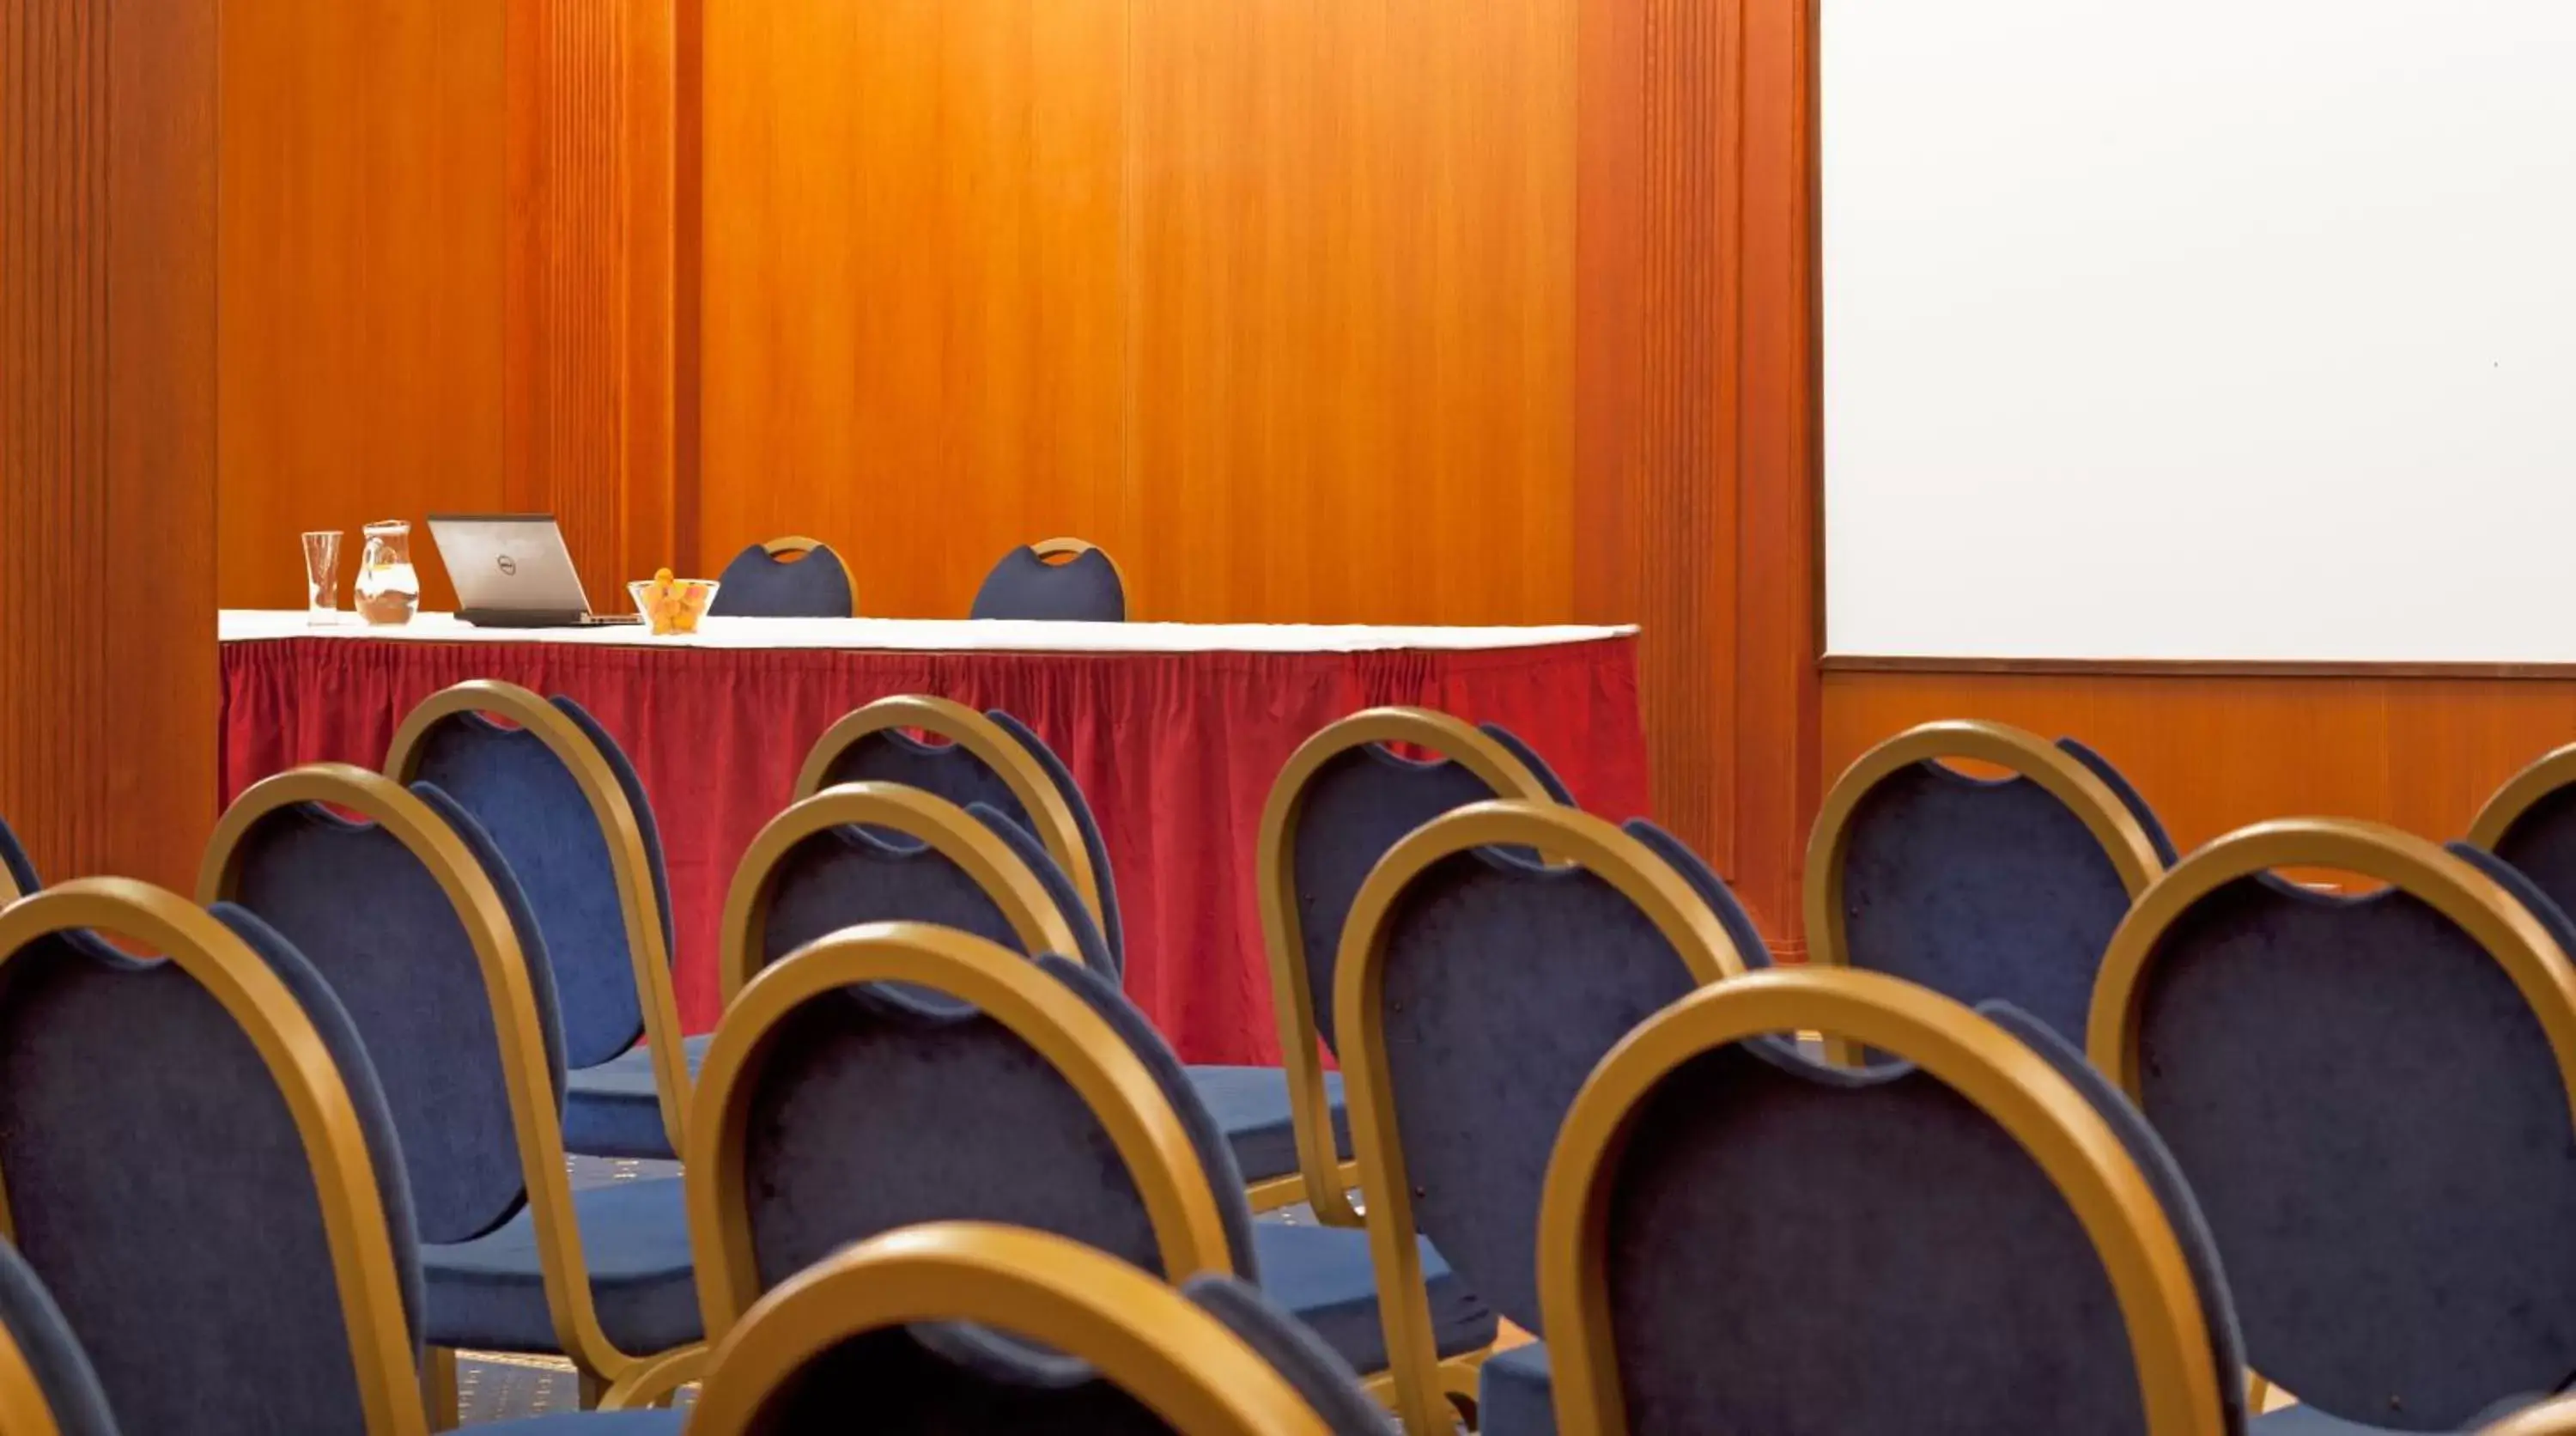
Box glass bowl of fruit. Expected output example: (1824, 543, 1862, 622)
(629, 569, 720, 636)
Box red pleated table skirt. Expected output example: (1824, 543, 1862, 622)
(218, 619, 1649, 1064)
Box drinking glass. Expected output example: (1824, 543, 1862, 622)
(301, 530, 343, 624)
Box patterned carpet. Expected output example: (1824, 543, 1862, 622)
(456, 1156, 686, 1425)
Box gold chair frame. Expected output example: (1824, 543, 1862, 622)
(384, 680, 693, 1159)
(2087, 817, 2576, 1423)
(0, 1317, 63, 1436)
(1257, 707, 1565, 1226)
(198, 765, 699, 1408)
(2467, 742, 2576, 852)
(1806, 719, 2168, 1064)
(1540, 966, 2232, 1436)
(685, 922, 1236, 1342)
(791, 694, 1103, 925)
(0, 879, 435, 1436)
(687, 1221, 1332, 1436)
(1334, 799, 1748, 1434)
(1029, 535, 1124, 587)
(717, 782, 1086, 1007)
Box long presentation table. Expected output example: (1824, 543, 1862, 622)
(219, 611, 1649, 1064)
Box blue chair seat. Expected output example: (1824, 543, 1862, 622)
(1479, 1342, 1552, 1436)
(564, 1035, 714, 1161)
(1249, 1220, 1495, 1377)
(2251, 1399, 2549, 1434)
(423, 1177, 701, 1356)
(482, 1414, 689, 1433)
(1184, 1065, 1349, 1183)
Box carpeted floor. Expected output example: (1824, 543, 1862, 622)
(455, 1156, 687, 1425)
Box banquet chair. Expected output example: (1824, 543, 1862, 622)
(0, 878, 677, 1435)
(1334, 799, 1747, 1434)
(793, 694, 1111, 951)
(682, 921, 1494, 1412)
(0, 1238, 121, 1436)
(1524, 965, 2244, 1436)
(2089, 818, 2576, 1433)
(1263, 708, 1574, 1226)
(0, 812, 37, 900)
(2467, 740, 2576, 930)
(719, 780, 1101, 1004)
(687, 1222, 1391, 1435)
(708, 536, 857, 618)
(970, 538, 1127, 623)
(386, 681, 694, 1162)
(1806, 720, 2169, 1047)
(201, 765, 701, 1415)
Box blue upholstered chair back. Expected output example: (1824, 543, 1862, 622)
(761, 805, 1116, 988)
(1824, 733, 2164, 1041)
(1289, 724, 1569, 1053)
(0, 1240, 121, 1436)
(716, 1267, 1388, 1434)
(2113, 841, 2576, 1430)
(729, 955, 1255, 1298)
(222, 785, 565, 1244)
(1361, 825, 1712, 1333)
(969, 545, 1127, 623)
(1575, 1001, 2244, 1433)
(0, 905, 422, 1436)
(817, 709, 1126, 968)
(0, 813, 37, 898)
(407, 696, 674, 1069)
(710, 541, 856, 618)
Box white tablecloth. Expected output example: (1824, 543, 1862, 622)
(218, 611, 1637, 655)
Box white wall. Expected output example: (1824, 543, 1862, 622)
(1822, 0, 2576, 661)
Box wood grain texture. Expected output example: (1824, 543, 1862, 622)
(217, 0, 509, 612)
(699, 0, 1126, 614)
(1574, 0, 1819, 945)
(698, 0, 1577, 623)
(1823, 672, 2576, 865)
(507, 0, 679, 600)
(2, 0, 220, 886)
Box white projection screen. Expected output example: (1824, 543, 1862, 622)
(1822, 2, 2576, 663)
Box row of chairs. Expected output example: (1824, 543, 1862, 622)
(13, 690, 2576, 1432)
(710, 535, 1127, 624)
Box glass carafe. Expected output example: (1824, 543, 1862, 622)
(355, 520, 420, 626)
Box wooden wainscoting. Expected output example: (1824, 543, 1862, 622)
(1822, 668, 2576, 860)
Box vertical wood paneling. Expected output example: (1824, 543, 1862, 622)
(1121, 0, 1577, 624)
(1574, 0, 1817, 943)
(2, 0, 218, 886)
(700, 0, 1575, 624)
(507, 0, 678, 601)
(700, 0, 1127, 615)
(217, 0, 508, 612)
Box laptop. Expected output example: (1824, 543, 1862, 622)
(427, 514, 642, 628)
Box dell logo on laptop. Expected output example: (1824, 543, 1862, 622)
(495, 555, 518, 576)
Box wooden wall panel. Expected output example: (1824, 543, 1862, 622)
(1575, 0, 1819, 946)
(217, 0, 509, 613)
(699, 0, 1127, 617)
(1122, 0, 1577, 624)
(700, 0, 1576, 624)
(2, 0, 220, 887)
(507, 0, 679, 602)
(1822, 672, 2576, 861)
